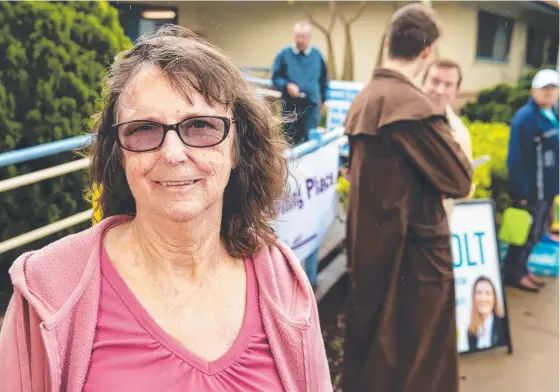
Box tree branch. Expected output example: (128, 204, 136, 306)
(299, 3, 329, 35)
(348, 2, 368, 24)
(327, 1, 338, 32)
(336, 6, 348, 24)
(337, 1, 367, 26)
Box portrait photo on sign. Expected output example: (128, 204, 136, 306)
(450, 201, 511, 354)
(465, 276, 508, 352)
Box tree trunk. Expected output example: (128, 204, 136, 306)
(375, 1, 402, 68)
(341, 24, 354, 80)
(338, 2, 367, 80)
(374, 31, 386, 68)
(325, 35, 337, 80)
(298, 1, 339, 80)
(422, 0, 439, 58)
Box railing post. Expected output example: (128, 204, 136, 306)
(303, 128, 323, 288)
(304, 248, 320, 288)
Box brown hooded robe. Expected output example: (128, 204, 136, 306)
(342, 69, 473, 392)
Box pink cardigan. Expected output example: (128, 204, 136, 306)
(0, 216, 332, 392)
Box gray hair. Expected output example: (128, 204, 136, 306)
(89, 24, 289, 258)
(293, 20, 313, 33)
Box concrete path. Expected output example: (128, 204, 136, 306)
(459, 278, 559, 392)
(317, 214, 559, 392)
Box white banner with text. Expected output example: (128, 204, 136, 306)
(273, 141, 340, 261)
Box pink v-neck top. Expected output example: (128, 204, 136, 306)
(83, 246, 284, 391)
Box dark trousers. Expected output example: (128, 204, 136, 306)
(282, 99, 320, 146)
(504, 199, 553, 281)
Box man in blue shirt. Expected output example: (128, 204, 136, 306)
(272, 21, 329, 145)
(504, 69, 559, 292)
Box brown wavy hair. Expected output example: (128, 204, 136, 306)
(88, 25, 289, 258)
(468, 276, 504, 336)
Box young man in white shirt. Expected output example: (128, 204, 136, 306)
(422, 58, 475, 221)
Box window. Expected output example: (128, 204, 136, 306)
(546, 35, 559, 67)
(475, 11, 515, 62)
(111, 3, 178, 43)
(525, 27, 547, 68)
(525, 27, 559, 68)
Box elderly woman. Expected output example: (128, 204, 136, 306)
(0, 25, 331, 392)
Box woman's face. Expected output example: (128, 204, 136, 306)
(117, 65, 236, 223)
(474, 280, 495, 317)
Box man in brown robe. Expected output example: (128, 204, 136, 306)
(342, 4, 473, 392)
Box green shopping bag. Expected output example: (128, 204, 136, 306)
(498, 207, 533, 246)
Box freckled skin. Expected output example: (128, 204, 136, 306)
(118, 64, 236, 224)
(103, 65, 247, 362)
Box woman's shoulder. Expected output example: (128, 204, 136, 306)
(252, 239, 305, 282)
(252, 239, 315, 324)
(12, 223, 98, 272)
(8, 216, 127, 312)
(16, 215, 129, 267)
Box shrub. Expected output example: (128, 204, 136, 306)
(461, 65, 555, 124)
(464, 119, 511, 223)
(336, 120, 512, 223)
(0, 2, 130, 264)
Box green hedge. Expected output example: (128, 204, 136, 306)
(461, 65, 557, 222)
(461, 65, 554, 124)
(465, 119, 511, 223)
(0, 2, 130, 264)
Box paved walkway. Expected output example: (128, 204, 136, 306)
(1, 212, 557, 391)
(317, 214, 559, 391)
(459, 277, 559, 392)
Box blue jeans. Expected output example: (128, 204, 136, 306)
(504, 200, 552, 281)
(282, 100, 320, 145)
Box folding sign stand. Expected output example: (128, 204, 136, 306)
(450, 199, 513, 355)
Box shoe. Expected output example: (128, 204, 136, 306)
(528, 273, 546, 288)
(506, 275, 541, 292)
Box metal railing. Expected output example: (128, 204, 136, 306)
(0, 69, 349, 256)
(0, 129, 345, 256)
(0, 134, 97, 255)
(240, 66, 272, 74)
(0, 134, 93, 168)
(289, 128, 345, 161)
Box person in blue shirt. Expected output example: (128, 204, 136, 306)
(504, 69, 559, 292)
(272, 21, 329, 145)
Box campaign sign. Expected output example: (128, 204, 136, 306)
(450, 200, 513, 354)
(273, 141, 340, 261)
(326, 100, 352, 132)
(325, 80, 366, 131)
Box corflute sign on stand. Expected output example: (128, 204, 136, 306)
(90, 135, 341, 265)
(325, 80, 365, 131)
(450, 200, 513, 354)
(273, 141, 340, 261)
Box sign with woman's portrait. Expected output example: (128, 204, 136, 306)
(450, 200, 513, 354)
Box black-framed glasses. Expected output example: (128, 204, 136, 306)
(111, 115, 236, 152)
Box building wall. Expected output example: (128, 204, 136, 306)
(435, 2, 529, 91)
(165, 1, 551, 93)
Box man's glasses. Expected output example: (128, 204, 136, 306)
(111, 115, 236, 152)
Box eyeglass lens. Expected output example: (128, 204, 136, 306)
(117, 116, 227, 151)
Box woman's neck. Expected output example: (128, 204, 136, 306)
(480, 312, 493, 323)
(124, 210, 232, 282)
